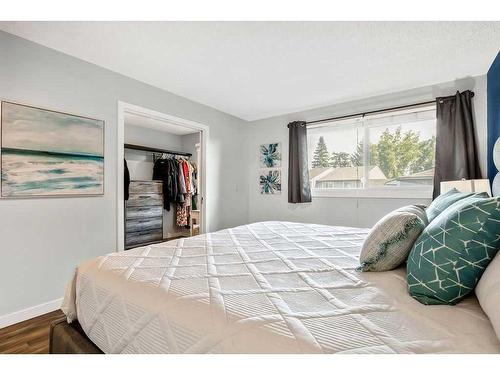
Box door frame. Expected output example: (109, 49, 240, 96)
(117, 101, 209, 252)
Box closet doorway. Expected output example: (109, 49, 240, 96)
(117, 102, 208, 251)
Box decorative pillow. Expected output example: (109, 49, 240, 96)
(407, 196, 500, 305)
(425, 188, 479, 222)
(476, 252, 500, 341)
(358, 205, 428, 272)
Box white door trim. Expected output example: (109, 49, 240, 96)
(117, 101, 209, 252)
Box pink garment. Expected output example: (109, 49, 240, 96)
(176, 159, 193, 227)
(182, 160, 190, 194)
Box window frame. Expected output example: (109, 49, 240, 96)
(308, 103, 436, 199)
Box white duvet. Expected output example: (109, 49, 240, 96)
(64, 221, 500, 353)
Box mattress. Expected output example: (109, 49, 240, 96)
(64, 221, 500, 353)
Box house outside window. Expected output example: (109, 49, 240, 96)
(307, 104, 436, 198)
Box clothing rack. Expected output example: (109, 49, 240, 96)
(124, 143, 192, 157)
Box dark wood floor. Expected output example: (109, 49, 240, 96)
(0, 310, 65, 354)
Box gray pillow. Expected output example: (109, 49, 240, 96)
(358, 205, 428, 272)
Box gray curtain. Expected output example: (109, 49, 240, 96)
(288, 121, 312, 203)
(433, 90, 481, 198)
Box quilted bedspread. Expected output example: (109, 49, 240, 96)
(66, 221, 500, 353)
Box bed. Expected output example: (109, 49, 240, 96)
(60, 221, 500, 354)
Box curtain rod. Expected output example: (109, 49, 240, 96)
(124, 143, 192, 157)
(305, 92, 474, 126)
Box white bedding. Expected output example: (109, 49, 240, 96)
(65, 221, 500, 353)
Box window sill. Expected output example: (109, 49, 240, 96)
(311, 187, 433, 199)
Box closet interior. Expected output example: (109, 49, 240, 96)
(124, 112, 202, 249)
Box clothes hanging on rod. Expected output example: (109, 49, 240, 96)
(123, 144, 191, 210)
(152, 155, 198, 227)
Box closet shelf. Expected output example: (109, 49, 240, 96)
(124, 143, 192, 157)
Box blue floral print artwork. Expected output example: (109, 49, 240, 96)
(259, 169, 281, 194)
(259, 143, 281, 168)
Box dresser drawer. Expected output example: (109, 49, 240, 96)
(125, 228, 163, 248)
(129, 181, 162, 194)
(126, 216, 163, 233)
(126, 193, 163, 207)
(126, 205, 163, 219)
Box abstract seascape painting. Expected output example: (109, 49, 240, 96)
(1, 102, 104, 197)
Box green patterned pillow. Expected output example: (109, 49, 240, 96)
(407, 196, 500, 305)
(426, 188, 479, 222)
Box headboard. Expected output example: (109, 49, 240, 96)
(487, 52, 500, 196)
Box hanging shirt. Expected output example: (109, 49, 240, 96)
(189, 162, 196, 194)
(178, 161, 187, 195)
(191, 162, 198, 210)
(176, 202, 189, 227)
(124, 159, 130, 201)
(153, 158, 179, 211)
(182, 160, 190, 194)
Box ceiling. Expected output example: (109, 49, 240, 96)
(125, 112, 198, 135)
(1, 22, 499, 121)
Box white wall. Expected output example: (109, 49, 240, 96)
(246, 75, 488, 227)
(0, 31, 249, 318)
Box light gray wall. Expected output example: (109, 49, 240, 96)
(246, 75, 488, 227)
(181, 132, 201, 159)
(125, 125, 184, 183)
(125, 124, 185, 154)
(0, 31, 249, 316)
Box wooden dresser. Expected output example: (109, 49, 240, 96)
(125, 180, 164, 249)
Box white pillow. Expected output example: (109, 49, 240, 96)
(476, 252, 500, 341)
(358, 205, 428, 272)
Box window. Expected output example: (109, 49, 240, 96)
(307, 104, 436, 198)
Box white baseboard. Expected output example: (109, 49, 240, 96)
(0, 298, 63, 329)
